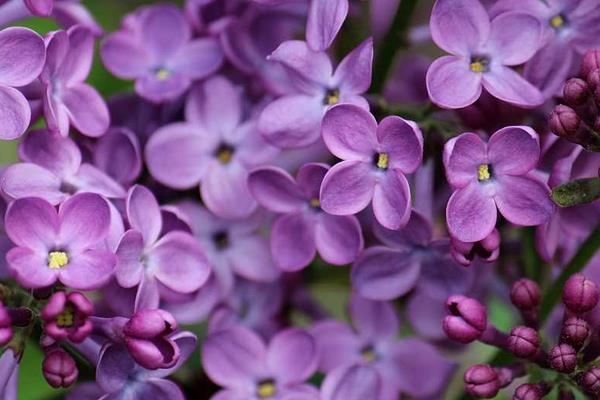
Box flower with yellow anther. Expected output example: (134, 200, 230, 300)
(550, 14, 565, 29)
(48, 251, 69, 269)
(477, 164, 491, 182)
(376, 153, 389, 170)
(256, 381, 276, 398)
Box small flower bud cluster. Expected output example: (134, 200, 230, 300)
(549, 49, 600, 152)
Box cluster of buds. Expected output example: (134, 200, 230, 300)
(444, 274, 600, 398)
(549, 49, 600, 152)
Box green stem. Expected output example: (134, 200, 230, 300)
(540, 223, 600, 323)
(370, 0, 420, 93)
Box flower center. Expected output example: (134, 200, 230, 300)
(47, 251, 69, 269)
(373, 152, 389, 170)
(469, 55, 490, 73)
(155, 68, 170, 81)
(56, 305, 74, 327)
(309, 198, 320, 209)
(361, 346, 377, 363)
(549, 14, 566, 30)
(324, 88, 340, 106)
(477, 164, 492, 181)
(256, 379, 276, 398)
(215, 143, 234, 164)
(213, 231, 229, 250)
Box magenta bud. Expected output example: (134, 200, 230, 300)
(41, 291, 93, 343)
(42, 348, 78, 388)
(562, 273, 599, 313)
(443, 295, 487, 343)
(549, 343, 577, 373)
(508, 326, 540, 359)
(582, 50, 600, 78)
(580, 367, 600, 396)
(588, 69, 600, 90)
(510, 279, 541, 311)
(451, 229, 500, 266)
(0, 302, 13, 346)
(560, 317, 589, 349)
(464, 364, 500, 399)
(513, 383, 545, 400)
(563, 78, 589, 106)
(549, 105, 580, 139)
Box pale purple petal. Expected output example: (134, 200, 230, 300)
(429, 0, 490, 56)
(248, 167, 305, 213)
(267, 328, 317, 384)
(321, 104, 377, 161)
(61, 84, 110, 137)
(495, 175, 554, 226)
(59, 192, 110, 250)
(426, 56, 482, 109)
(202, 162, 257, 219)
(59, 249, 115, 290)
(115, 229, 145, 288)
(72, 164, 126, 199)
(320, 161, 375, 216)
(482, 66, 544, 108)
(372, 210, 432, 249)
(5, 196, 59, 251)
(377, 116, 423, 173)
(135, 72, 190, 104)
(446, 183, 497, 242)
(443, 132, 487, 188)
(126, 185, 162, 246)
(135, 274, 160, 312)
(0, 85, 31, 140)
(311, 320, 361, 372)
(524, 40, 573, 99)
(268, 40, 332, 85)
(1, 163, 65, 205)
(19, 129, 81, 177)
(59, 25, 94, 85)
(351, 247, 421, 300)
(306, 0, 348, 51)
(93, 127, 141, 185)
(141, 4, 191, 60)
(372, 169, 411, 230)
(24, 0, 53, 16)
(227, 236, 279, 282)
(349, 293, 399, 341)
(315, 214, 362, 265)
(488, 126, 540, 175)
(332, 37, 373, 94)
(100, 32, 149, 79)
(0, 27, 45, 87)
(321, 364, 381, 400)
(487, 12, 542, 66)
(7, 247, 57, 288)
(96, 344, 135, 393)
(271, 213, 316, 272)
(171, 38, 223, 79)
(296, 163, 328, 200)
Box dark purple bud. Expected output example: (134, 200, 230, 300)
(588, 69, 600, 90)
(582, 50, 600, 79)
(580, 367, 600, 396)
(513, 383, 546, 400)
(560, 316, 589, 349)
(563, 78, 589, 106)
(508, 326, 540, 359)
(510, 279, 541, 311)
(42, 291, 93, 343)
(548, 343, 577, 373)
(451, 229, 500, 266)
(0, 302, 13, 346)
(549, 105, 580, 139)
(464, 364, 500, 398)
(42, 348, 78, 388)
(443, 295, 487, 343)
(123, 309, 179, 370)
(562, 273, 599, 313)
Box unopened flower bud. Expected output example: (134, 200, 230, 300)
(513, 383, 547, 400)
(562, 273, 599, 313)
(510, 279, 540, 311)
(42, 291, 93, 343)
(560, 317, 589, 349)
(582, 50, 600, 79)
(42, 348, 78, 388)
(443, 295, 487, 343)
(549, 105, 580, 139)
(563, 78, 589, 106)
(451, 229, 500, 266)
(464, 364, 500, 398)
(508, 326, 540, 359)
(580, 367, 600, 396)
(549, 343, 577, 373)
(0, 302, 13, 346)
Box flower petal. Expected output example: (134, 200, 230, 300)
(59, 25, 94, 85)
(227, 236, 280, 282)
(296, 163, 329, 200)
(5, 196, 59, 251)
(349, 293, 400, 341)
(59, 192, 111, 250)
(19, 129, 81, 177)
(71, 164, 126, 199)
(320, 161, 375, 216)
(140, 4, 191, 60)
(321, 364, 381, 400)
(495, 175, 554, 227)
(372, 210, 432, 249)
(269, 40, 332, 86)
(201, 162, 257, 219)
(311, 320, 361, 372)
(267, 328, 318, 384)
(443, 132, 487, 188)
(482, 65, 544, 108)
(487, 12, 542, 66)
(100, 32, 149, 79)
(7, 247, 57, 289)
(306, 0, 348, 51)
(1, 163, 65, 205)
(115, 229, 145, 288)
(0, 85, 31, 140)
(426, 56, 482, 109)
(59, 249, 116, 290)
(332, 37, 373, 94)
(315, 214, 362, 265)
(61, 83, 110, 137)
(488, 126, 540, 175)
(377, 116, 423, 173)
(372, 169, 412, 230)
(0, 27, 45, 87)
(171, 38, 223, 79)
(446, 183, 497, 242)
(271, 213, 316, 272)
(127, 185, 162, 246)
(321, 104, 377, 161)
(248, 167, 305, 213)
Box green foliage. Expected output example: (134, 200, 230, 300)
(551, 177, 600, 207)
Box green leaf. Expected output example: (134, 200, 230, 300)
(551, 177, 600, 207)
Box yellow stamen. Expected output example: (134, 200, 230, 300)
(550, 14, 564, 29)
(377, 153, 389, 170)
(470, 61, 485, 73)
(156, 68, 170, 81)
(57, 305, 74, 327)
(310, 198, 320, 208)
(477, 164, 491, 181)
(217, 149, 233, 164)
(325, 89, 340, 106)
(48, 251, 69, 269)
(361, 348, 377, 363)
(256, 381, 276, 398)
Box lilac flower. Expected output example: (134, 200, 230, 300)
(92, 127, 142, 187)
(312, 294, 455, 399)
(203, 326, 320, 399)
(492, 0, 600, 98)
(444, 126, 554, 242)
(101, 4, 223, 103)
(42, 348, 78, 388)
(248, 163, 363, 271)
(0, 27, 45, 140)
(319, 104, 423, 230)
(41, 25, 109, 137)
(306, 0, 348, 51)
(1, 129, 126, 204)
(146, 76, 278, 219)
(42, 291, 93, 343)
(320, 364, 381, 400)
(258, 38, 373, 148)
(426, 0, 544, 109)
(5, 192, 116, 289)
(114, 185, 211, 310)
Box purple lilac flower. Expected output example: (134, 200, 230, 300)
(203, 325, 320, 399)
(312, 294, 455, 399)
(5, 192, 116, 289)
(42, 291, 93, 343)
(426, 0, 544, 109)
(1, 129, 126, 204)
(248, 163, 363, 271)
(0, 27, 45, 140)
(319, 104, 423, 230)
(114, 185, 211, 310)
(258, 38, 373, 148)
(444, 126, 554, 242)
(101, 4, 223, 103)
(492, 0, 600, 98)
(146, 76, 278, 219)
(41, 25, 109, 137)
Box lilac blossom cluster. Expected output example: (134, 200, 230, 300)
(0, 0, 597, 399)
